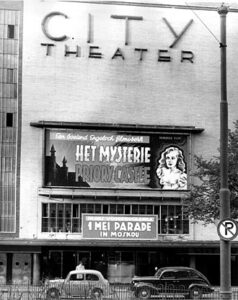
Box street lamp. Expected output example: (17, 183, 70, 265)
(187, 2, 232, 297)
(218, 4, 231, 300)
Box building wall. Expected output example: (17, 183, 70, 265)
(0, 253, 7, 284)
(0, 1, 22, 236)
(20, 0, 238, 242)
(12, 253, 31, 283)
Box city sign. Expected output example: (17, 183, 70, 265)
(40, 10, 195, 63)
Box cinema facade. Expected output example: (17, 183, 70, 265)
(1, 0, 238, 286)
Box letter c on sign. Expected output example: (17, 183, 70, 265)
(42, 12, 68, 41)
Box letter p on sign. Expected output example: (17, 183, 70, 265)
(217, 218, 238, 241)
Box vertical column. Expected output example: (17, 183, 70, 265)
(33, 253, 40, 285)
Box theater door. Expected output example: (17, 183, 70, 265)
(47, 250, 91, 278)
(107, 251, 135, 283)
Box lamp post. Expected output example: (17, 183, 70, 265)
(218, 5, 231, 300)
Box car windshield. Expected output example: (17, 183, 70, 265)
(190, 270, 209, 283)
(155, 269, 164, 277)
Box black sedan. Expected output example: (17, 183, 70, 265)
(131, 266, 214, 299)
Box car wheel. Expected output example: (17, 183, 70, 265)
(137, 287, 151, 299)
(91, 288, 103, 300)
(46, 287, 60, 300)
(189, 287, 202, 299)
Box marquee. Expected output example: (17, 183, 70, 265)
(44, 128, 189, 190)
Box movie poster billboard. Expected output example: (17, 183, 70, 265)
(44, 129, 188, 190)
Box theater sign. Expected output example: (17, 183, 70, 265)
(44, 129, 188, 190)
(82, 214, 158, 240)
(40, 7, 195, 63)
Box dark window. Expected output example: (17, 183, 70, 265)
(6, 113, 13, 127)
(14, 84, 17, 98)
(86, 274, 99, 281)
(117, 204, 123, 214)
(88, 204, 94, 213)
(147, 205, 153, 214)
(7, 69, 14, 83)
(41, 203, 189, 234)
(125, 205, 130, 214)
(176, 271, 189, 278)
(132, 205, 138, 214)
(139, 205, 146, 214)
(70, 274, 83, 281)
(103, 204, 108, 214)
(161, 271, 175, 279)
(95, 204, 101, 213)
(7, 25, 15, 39)
(109, 204, 116, 214)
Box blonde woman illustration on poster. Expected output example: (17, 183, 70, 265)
(156, 146, 187, 190)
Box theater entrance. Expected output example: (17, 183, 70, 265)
(107, 251, 135, 283)
(46, 250, 91, 279)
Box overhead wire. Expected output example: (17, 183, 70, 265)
(185, 2, 221, 45)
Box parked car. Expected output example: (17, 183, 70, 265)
(45, 269, 110, 300)
(130, 266, 214, 299)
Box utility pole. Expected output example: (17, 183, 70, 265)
(218, 5, 231, 300)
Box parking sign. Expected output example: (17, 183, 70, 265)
(217, 218, 238, 241)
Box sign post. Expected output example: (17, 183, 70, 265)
(217, 218, 238, 241)
(218, 5, 231, 300)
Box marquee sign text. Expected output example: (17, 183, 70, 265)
(82, 214, 158, 240)
(40, 11, 195, 63)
